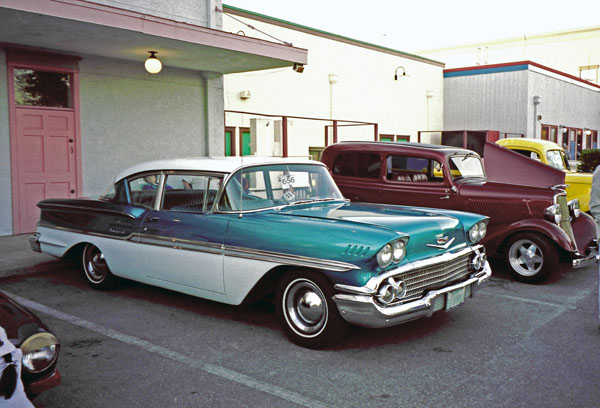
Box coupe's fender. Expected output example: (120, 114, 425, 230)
(483, 218, 576, 256)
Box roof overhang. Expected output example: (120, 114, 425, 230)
(0, 0, 307, 74)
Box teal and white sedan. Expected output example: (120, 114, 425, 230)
(31, 157, 491, 348)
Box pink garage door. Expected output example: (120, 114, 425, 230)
(14, 108, 77, 233)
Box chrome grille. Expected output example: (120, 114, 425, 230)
(556, 194, 576, 243)
(397, 253, 471, 299)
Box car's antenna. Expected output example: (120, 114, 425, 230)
(238, 154, 243, 218)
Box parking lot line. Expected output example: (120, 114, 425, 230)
(4, 291, 328, 408)
(478, 290, 579, 310)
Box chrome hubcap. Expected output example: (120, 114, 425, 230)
(509, 239, 543, 276)
(284, 279, 328, 337)
(84, 245, 108, 282)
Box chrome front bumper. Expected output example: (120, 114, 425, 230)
(332, 261, 491, 328)
(572, 240, 598, 268)
(29, 233, 41, 253)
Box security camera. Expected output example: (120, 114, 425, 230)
(293, 63, 305, 73)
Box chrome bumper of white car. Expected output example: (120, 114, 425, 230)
(332, 262, 491, 328)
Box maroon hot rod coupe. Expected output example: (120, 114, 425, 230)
(321, 141, 597, 283)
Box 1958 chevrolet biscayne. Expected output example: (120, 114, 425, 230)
(31, 157, 491, 348)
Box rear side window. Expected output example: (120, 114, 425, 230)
(161, 174, 222, 213)
(385, 155, 443, 182)
(331, 152, 381, 179)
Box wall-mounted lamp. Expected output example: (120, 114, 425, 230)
(144, 51, 162, 74)
(559, 125, 568, 134)
(584, 128, 592, 136)
(394, 66, 407, 80)
(533, 95, 542, 105)
(293, 63, 304, 73)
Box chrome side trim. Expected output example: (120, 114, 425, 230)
(224, 246, 360, 272)
(37, 226, 360, 273)
(37, 223, 136, 241)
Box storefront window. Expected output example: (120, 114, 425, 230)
(13, 68, 72, 108)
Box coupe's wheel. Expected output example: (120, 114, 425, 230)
(276, 270, 348, 349)
(504, 232, 558, 283)
(82, 243, 117, 290)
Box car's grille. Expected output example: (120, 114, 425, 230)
(556, 194, 576, 243)
(396, 253, 471, 300)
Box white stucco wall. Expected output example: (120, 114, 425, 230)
(223, 11, 444, 157)
(0, 50, 12, 235)
(78, 56, 212, 195)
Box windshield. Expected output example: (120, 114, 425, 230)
(448, 155, 485, 179)
(546, 150, 568, 171)
(219, 163, 344, 211)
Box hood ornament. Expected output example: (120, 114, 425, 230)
(427, 235, 455, 249)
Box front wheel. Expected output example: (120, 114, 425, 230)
(82, 243, 117, 290)
(504, 232, 559, 283)
(276, 270, 348, 349)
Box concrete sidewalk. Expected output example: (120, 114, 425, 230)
(0, 234, 62, 279)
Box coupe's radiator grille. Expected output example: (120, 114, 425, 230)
(556, 194, 576, 243)
(398, 253, 471, 299)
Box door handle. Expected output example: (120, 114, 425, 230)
(440, 195, 450, 200)
(146, 217, 160, 223)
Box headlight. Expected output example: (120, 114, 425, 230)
(544, 203, 562, 224)
(391, 239, 406, 263)
(468, 221, 488, 243)
(477, 221, 487, 240)
(568, 199, 580, 218)
(376, 244, 393, 268)
(20, 332, 59, 373)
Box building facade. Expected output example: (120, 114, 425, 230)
(442, 61, 600, 157)
(0, 0, 306, 235)
(222, 5, 445, 159)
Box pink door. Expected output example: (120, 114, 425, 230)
(14, 108, 77, 233)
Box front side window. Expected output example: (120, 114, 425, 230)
(385, 155, 443, 182)
(14, 68, 72, 108)
(331, 152, 381, 179)
(448, 155, 485, 179)
(220, 164, 344, 211)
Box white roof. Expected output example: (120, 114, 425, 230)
(114, 156, 319, 181)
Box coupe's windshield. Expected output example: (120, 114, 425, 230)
(546, 150, 569, 171)
(219, 163, 344, 211)
(449, 155, 485, 179)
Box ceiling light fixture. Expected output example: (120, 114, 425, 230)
(144, 51, 162, 74)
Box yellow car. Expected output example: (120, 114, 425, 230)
(496, 138, 592, 212)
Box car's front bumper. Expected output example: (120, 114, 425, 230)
(25, 369, 62, 396)
(332, 262, 491, 328)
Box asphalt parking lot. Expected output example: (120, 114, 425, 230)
(1, 234, 599, 408)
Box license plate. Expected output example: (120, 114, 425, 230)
(446, 287, 466, 310)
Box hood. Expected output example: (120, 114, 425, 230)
(483, 142, 565, 187)
(274, 202, 470, 258)
(565, 171, 592, 185)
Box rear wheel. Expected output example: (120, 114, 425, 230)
(276, 270, 348, 349)
(504, 232, 558, 283)
(82, 243, 117, 290)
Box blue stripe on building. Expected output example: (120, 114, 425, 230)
(444, 64, 529, 78)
